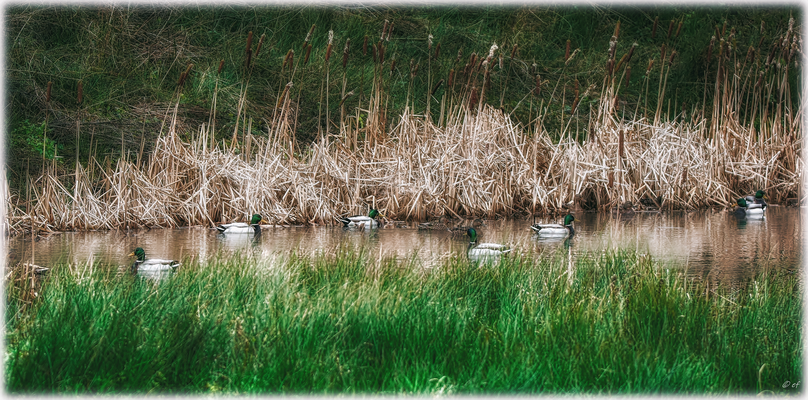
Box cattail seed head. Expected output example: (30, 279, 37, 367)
(667, 20, 674, 39)
(608, 171, 614, 188)
(487, 42, 498, 60)
(625, 65, 631, 87)
(245, 31, 253, 54)
(510, 43, 518, 59)
(339, 90, 354, 107)
(371, 42, 377, 63)
(455, 48, 463, 65)
(721, 21, 726, 38)
(448, 69, 454, 87)
(381, 20, 388, 40)
(245, 49, 252, 68)
(390, 58, 396, 75)
(46, 81, 51, 103)
(676, 20, 683, 38)
(614, 21, 621, 40)
(427, 34, 433, 49)
(342, 39, 350, 69)
(534, 74, 541, 96)
(646, 58, 654, 75)
(615, 53, 628, 73)
(626, 42, 637, 64)
(669, 50, 676, 64)
(325, 43, 333, 63)
(431, 79, 444, 96)
(304, 24, 316, 49)
(304, 43, 312, 65)
(469, 86, 478, 109)
(565, 39, 571, 61)
(746, 46, 755, 62)
(608, 36, 617, 60)
(283, 49, 294, 72)
(276, 81, 293, 109)
(385, 22, 393, 41)
(652, 16, 659, 39)
(255, 33, 265, 59)
(498, 54, 503, 70)
(378, 42, 385, 64)
(607, 58, 614, 76)
(755, 70, 764, 88)
(618, 129, 624, 158)
(434, 42, 441, 60)
(362, 35, 368, 56)
(218, 59, 225, 75)
(77, 80, 83, 104)
(760, 20, 765, 35)
(660, 44, 667, 64)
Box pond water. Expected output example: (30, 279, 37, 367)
(6, 207, 803, 285)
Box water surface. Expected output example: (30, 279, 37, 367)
(7, 207, 802, 284)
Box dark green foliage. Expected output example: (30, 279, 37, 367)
(5, 250, 802, 394)
(5, 5, 801, 188)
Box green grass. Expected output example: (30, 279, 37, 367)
(5, 248, 802, 394)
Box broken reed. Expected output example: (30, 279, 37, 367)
(8, 18, 802, 232)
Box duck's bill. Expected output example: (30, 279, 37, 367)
(128, 252, 135, 257)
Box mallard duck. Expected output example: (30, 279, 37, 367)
(734, 198, 765, 218)
(129, 247, 180, 276)
(466, 227, 512, 260)
(530, 214, 575, 237)
(450, 218, 485, 238)
(339, 209, 381, 229)
(745, 190, 768, 207)
(216, 214, 267, 234)
(418, 215, 452, 231)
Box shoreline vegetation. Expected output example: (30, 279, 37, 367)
(5, 7, 802, 234)
(5, 249, 802, 394)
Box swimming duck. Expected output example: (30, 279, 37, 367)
(466, 227, 512, 260)
(128, 247, 180, 276)
(339, 209, 381, 229)
(745, 190, 768, 207)
(530, 214, 575, 237)
(450, 218, 486, 238)
(734, 198, 765, 218)
(216, 214, 266, 234)
(418, 215, 452, 231)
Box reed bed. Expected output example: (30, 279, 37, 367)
(5, 249, 801, 394)
(7, 101, 801, 233)
(5, 16, 802, 234)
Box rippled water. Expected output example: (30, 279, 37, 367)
(6, 207, 803, 284)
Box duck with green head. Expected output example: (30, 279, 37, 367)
(734, 198, 765, 218)
(466, 227, 512, 261)
(128, 247, 180, 276)
(530, 214, 575, 237)
(216, 213, 266, 234)
(339, 209, 382, 229)
(745, 190, 768, 207)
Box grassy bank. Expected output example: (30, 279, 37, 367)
(5, 249, 802, 394)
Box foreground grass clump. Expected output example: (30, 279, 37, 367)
(5, 249, 802, 394)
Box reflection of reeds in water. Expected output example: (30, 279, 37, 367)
(6, 19, 802, 234)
